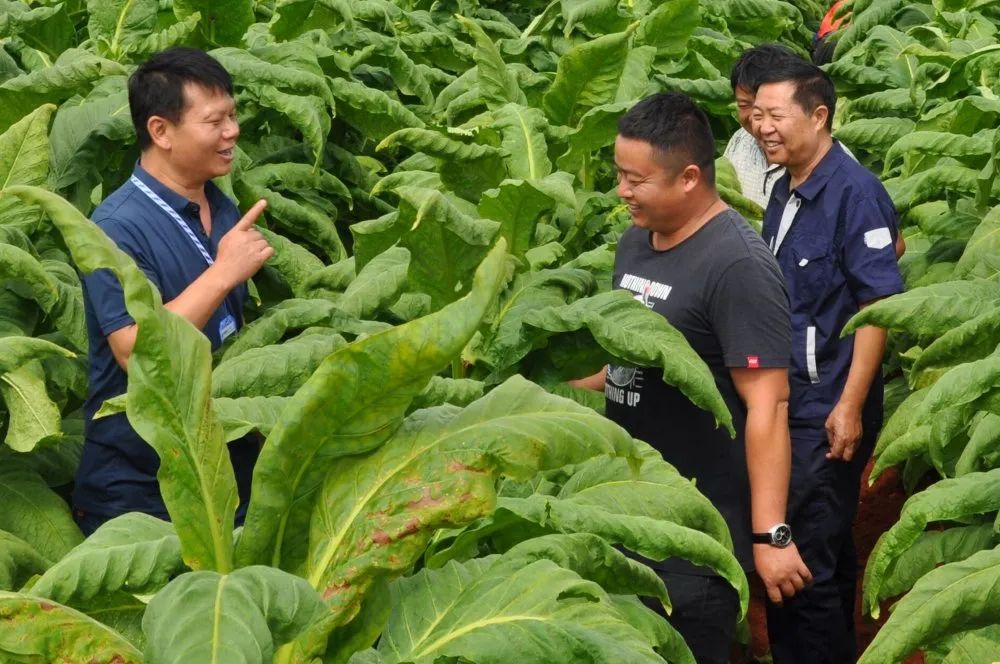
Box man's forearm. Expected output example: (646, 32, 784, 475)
(837, 325, 887, 409)
(567, 366, 607, 392)
(745, 400, 792, 531)
(108, 265, 238, 368)
(164, 264, 236, 330)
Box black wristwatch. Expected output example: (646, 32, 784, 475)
(752, 523, 793, 548)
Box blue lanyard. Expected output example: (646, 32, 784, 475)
(129, 174, 239, 341)
(130, 175, 215, 266)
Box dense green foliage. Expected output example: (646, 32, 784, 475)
(825, 1, 1000, 661)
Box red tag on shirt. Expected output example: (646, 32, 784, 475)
(747, 356, 760, 369)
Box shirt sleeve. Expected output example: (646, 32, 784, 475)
(709, 256, 791, 369)
(841, 194, 905, 305)
(81, 218, 163, 336)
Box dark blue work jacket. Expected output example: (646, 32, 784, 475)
(75, 163, 258, 520)
(762, 142, 904, 428)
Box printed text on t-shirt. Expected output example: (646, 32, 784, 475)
(619, 274, 672, 308)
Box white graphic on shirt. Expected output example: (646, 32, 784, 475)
(864, 227, 892, 250)
(619, 274, 672, 308)
(606, 365, 644, 407)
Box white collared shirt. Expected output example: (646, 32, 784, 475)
(723, 128, 785, 209)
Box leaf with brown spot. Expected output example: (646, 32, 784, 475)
(0, 591, 141, 662)
(296, 375, 641, 645)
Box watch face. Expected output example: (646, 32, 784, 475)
(773, 524, 793, 547)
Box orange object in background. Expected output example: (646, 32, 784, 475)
(819, 0, 850, 39)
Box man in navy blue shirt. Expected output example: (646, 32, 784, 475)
(751, 58, 904, 663)
(74, 48, 272, 535)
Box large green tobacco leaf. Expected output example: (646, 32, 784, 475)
(236, 179, 346, 262)
(212, 48, 331, 104)
(220, 299, 383, 362)
(954, 204, 1000, 279)
(492, 103, 552, 180)
(833, 0, 907, 60)
(478, 175, 575, 259)
(913, 348, 1000, 424)
(955, 412, 1000, 476)
(0, 363, 62, 452)
(0, 335, 74, 374)
(174, 0, 254, 46)
(883, 130, 993, 177)
(86, 0, 158, 58)
(557, 100, 632, 173)
(862, 469, 1000, 617)
(374, 551, 667, 663)
(469, 266, 595, 372)
(249, 87, 331, 169)
(394, 187, 500, 310)
(212, 330, 348, 398)
(501, 533, 668, 611)
(842, 279, 1000, 338)
(634, 0, 700, 53)
(329, 78, 425, 141)
(31, 513, 183, 607)
(142, 566, 326, 664)
(0, 104, 53, 231)
(835, 118, 916, 153)
(523, 289, 734, 435)
(0, 467, 82, 562)
(883, 164, 987, 213)
(302, 377, 641, 628)
(336, 246, 409, 319)
(257, 229, 325, 298)
(3, 185, 238, 574)
(234, 241, 508, 570)
(212, 396, 289, 441)
(0, 591, 142, 663)
(542, 28, 635, 127)
(129, 12, 203, 57)
(0, 530, 49, 591)
(909, 308, 1000, 388)
(455, 15, 525, 109)
(878, 524, 996, 601)
(47, 84, 132, 191)
(940, 626, 1000, 664)
(377, 129, 504, 162)
(858, 546, 1000, 664)
(499, 493, 748, 612)
(0, 244, 85, 350)
(0, 52, 127, 133)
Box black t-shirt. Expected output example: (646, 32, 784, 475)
(605, 210, 790, 573)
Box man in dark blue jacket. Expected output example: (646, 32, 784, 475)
(751, 56, 904, 663)
(74, 48, 272, 535)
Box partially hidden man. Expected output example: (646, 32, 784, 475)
(572, 92, 811, 664)
(751, 57, 904, 663)
(74, 48, 273, 535)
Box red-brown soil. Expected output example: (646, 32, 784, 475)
(740, 462, 924, 664)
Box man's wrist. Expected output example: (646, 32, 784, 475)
(752, 523, 793, 548)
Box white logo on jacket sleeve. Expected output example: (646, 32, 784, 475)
(864, 227, 893, 250)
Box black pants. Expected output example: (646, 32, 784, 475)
(642, 570, 740, 664)
(766, 425, 877, 664)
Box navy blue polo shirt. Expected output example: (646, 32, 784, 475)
(75, 163, 258, 521)
(762, 142, 904, 427)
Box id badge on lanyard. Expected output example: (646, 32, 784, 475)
(130, 175, 238, 342)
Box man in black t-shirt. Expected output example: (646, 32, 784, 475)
(572, 93, 812, 664)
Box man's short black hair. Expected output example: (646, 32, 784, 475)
(617, 92, 716, 185)
(128, 47, 234, 151)
(730, 43, 800, 92)
(755, 58, 837, 132)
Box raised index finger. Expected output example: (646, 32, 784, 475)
(234, 199, 267, 231)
